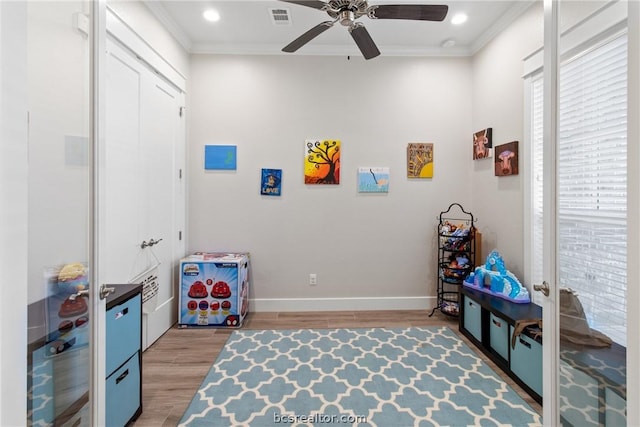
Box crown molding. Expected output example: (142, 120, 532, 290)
(143, 0, 193, 52)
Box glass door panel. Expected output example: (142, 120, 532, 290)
(26, 1, 93, 425)
(556, 2, 627, 425)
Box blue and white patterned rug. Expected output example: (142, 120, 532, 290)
(179, 326, 541, 426)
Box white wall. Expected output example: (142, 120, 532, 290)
(470, 2, 543, 280)
(188, 54, 473, 310)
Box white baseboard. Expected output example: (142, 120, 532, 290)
(250, 296, 436, 312)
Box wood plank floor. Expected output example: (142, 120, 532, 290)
(132, 310, 542, 426)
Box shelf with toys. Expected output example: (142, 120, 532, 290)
(430, 203, 476, 317)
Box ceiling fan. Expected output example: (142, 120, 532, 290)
(280, 0, 448, 60)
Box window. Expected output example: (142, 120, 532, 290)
(529, 33, 627, 346)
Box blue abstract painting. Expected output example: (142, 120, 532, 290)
(205, 145, 237, 170)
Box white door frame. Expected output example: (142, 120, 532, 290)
(0, 2, 28, 425)
(91, 1, 107, 425)
(627, 1, 640, 425)
(541, 1, 559, 424)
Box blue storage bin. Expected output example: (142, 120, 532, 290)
(106, 352, 140, 427)
(489, 313, 509, 361)
(510, 325, 542, 396)
(463, 296, 482, 342)
(106, 294, 141, 374)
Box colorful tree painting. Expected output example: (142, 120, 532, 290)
(304, 139, 341, 184)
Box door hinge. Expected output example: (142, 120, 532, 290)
(178, 231, 182, 241)
(179, 169, 182, 179)
(179, 106, 185, 117)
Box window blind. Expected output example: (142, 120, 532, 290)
(531, 76, 544, 292)
(531, 33, 627, 346)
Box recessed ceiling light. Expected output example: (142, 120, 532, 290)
(203, 9, 220, 22)
(441, 39, 456, 48)
(451, 13, 468, 25)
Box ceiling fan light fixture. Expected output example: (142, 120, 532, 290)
(280, 0, 448, 59)
(339, 10, 355, 26)
(203, 9, 220, 23)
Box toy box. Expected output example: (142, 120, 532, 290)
(178, 252, 250, 328)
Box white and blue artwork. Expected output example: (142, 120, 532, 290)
(358, 167, 389, 193)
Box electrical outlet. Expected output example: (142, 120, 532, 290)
(309, 273, 317, 286)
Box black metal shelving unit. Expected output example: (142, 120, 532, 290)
(429, 203, 476, 317)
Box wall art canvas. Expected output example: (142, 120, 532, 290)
(304, 139, 341, 184)
(204, 145, 237, 170)
(407, 143, 434, 178)
(473, 128, 493, 160)
(260, 168, 282, 196)
(358, 167, 389, 193)
(495, 141, 519, 176)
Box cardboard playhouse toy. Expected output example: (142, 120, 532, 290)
(463, 250, 530, 303)
(178, 252, 250, 328)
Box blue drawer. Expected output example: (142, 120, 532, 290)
(489, 313, 509, 361)
(106, 351, 140, 427)
(510, 325, 542, 396)
(463, 296, 482, 342)
(106, 294, 141, 374)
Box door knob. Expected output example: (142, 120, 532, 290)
(533, 281, 550, 297)
(141, 238, 163, 249)
(100, 284, 116, 300)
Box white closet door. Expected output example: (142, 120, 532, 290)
(104, 40, 144, 283)
(104, 37, 182, 349)
(140, 75, 180, 348)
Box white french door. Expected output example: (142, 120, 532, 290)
(21, 1, 106, 425)
(539, 1, 629, 425)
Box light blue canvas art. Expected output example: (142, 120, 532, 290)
(204, 145, 237, 170)
(358, 167, 389, 193)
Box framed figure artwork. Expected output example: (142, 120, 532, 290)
(495, 141, 519, 176)
(473, 128, 493, 160)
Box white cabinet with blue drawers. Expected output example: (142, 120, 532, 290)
(460, 287, 542, 404)
(106, 284, 143, 426)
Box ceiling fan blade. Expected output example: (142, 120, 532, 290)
(282, 21, 334, 53)
(349, 24, 380, 60)
(279, 0, 327, 10)
(369, 4, 448, 21)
